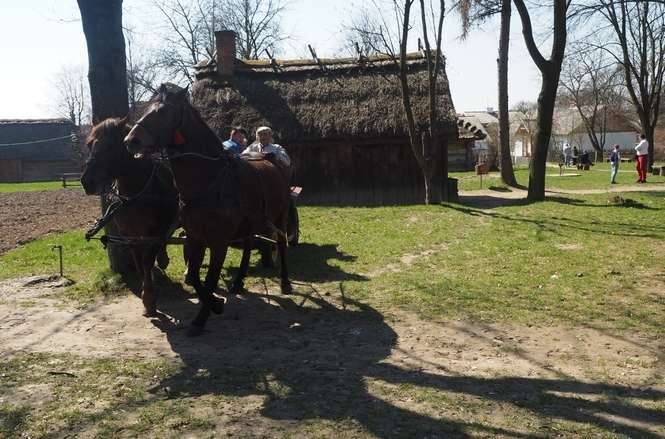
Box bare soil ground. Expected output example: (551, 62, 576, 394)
(0, 189, 98, 255)
(1, 275, 663, 437)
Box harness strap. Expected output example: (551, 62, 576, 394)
(85, 162, 168, 241)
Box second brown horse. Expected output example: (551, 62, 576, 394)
(124, 84, 293, 336)
(81, 117, 179, 316)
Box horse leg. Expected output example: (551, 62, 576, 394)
(131, 249, 144, 278)
(203, 246, 227, 315)
(184, 240, 212, 337)
(277, 227, 292, 295)
(230, 237, 252, 295)
(184, 244, 203, 286)
(141, 245, 160, 317)
(156, 245, 170, 270)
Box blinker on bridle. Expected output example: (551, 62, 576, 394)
(135, 101, 187, 149)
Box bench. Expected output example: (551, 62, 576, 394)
(60, 173, 82, 188)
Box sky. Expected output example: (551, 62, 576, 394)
(0, 0, 542, 120)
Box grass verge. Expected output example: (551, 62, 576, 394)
(0, 181, 71, 193)
(1, 192, 664, 333)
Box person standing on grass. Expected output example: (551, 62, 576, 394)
(635, 134, 649, 183)
(609, 144, 620, 184)
(563, 142, 572, 166)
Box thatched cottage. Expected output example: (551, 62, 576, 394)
(0, 119, 80, 183)
(191, 31, 470, 205)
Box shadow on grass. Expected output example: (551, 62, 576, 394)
(27, 278, 664, 438)
(225, 242, 369, 285)
(170, 289, 658, 438)
(459, 190, 664, 211)
(447, 200, 665, 240)
(120, 266, 192, 301)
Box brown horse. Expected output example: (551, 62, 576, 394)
(124, 84, 292, 336)
(81, 117, 179, 317)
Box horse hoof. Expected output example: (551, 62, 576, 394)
(143, 307, 158, 318)
(184, 274, 196, 287)
(211, 296, 225, 315)
(229, 282, 244, 295)
(186, 324, 205, 337)
(156, 253, 170, 270)
(281, 282, 293, 295)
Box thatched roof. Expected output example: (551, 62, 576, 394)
(192, 52, 457, 142)
(0, 119, 76, 161)
(462, 111, 498, 126)
(456, 115, 488, 140)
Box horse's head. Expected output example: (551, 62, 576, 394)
(80, 117, 132, 195)
(124, 83, 189, 156)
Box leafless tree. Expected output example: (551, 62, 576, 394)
(513, 0, 568, 201)
(559, 43, 624, 154)
(51, 66, 90, 126)
(575, 0, 665, 169)
(153, 0, 286, 84)
(125, 27, 161, 109)
(153, 0, 212, 84)
(217, 0, 287, 59)
(346, 0, 448, 204)
(456, 0, 517, 187)
(512, 100, 537, 117)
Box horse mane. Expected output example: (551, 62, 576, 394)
(160, 88, 233, 159)
(87, 117, 130, 146)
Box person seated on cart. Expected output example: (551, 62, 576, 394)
(242, 126, 299, 244)
(222, 126, 248, 155)
(242, 126, 292, 181)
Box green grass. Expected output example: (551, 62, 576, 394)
(2, 195, 664, 437)
(452, 162, 665, 191)
(0, 180, 71, 193)
(1, 346, 661, 438)
(2, 192, 664, 333)
(0, 231, 128, 305)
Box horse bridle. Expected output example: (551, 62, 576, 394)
(133, 100, 186, 151)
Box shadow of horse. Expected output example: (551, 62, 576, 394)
(143, 285, 664, 438)
(225, 242, 369, 286)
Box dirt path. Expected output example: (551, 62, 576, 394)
(0, 189, 98, 254)
(459, 184, 665, 208)
(1, 275, 663, 437)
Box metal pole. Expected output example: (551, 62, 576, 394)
(51, 245, 63, 277)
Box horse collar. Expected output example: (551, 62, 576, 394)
(173, 130, 186, 146)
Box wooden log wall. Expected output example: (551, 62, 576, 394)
(286, 138, 472, 206)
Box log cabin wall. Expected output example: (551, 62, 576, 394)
(287, 138, 472, 206)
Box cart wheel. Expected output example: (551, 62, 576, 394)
(287, 204, 299, 247)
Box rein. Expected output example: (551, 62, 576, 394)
(85, 162, 160, 241)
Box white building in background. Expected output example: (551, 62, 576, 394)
(550, 106, 640, 157)
(460, 110, 534, 162)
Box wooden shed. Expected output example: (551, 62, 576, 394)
(0, 119, 80, 183)
(191, 32, 469, 205)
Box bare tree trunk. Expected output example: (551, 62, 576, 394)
(514, 0, 567, 201)
(644, 123, 656, 170)
(77, 0, 134, 275)
(529, 76, 558, 200)
(439, 136, 449, 202)
(498, 0, 517, 187)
